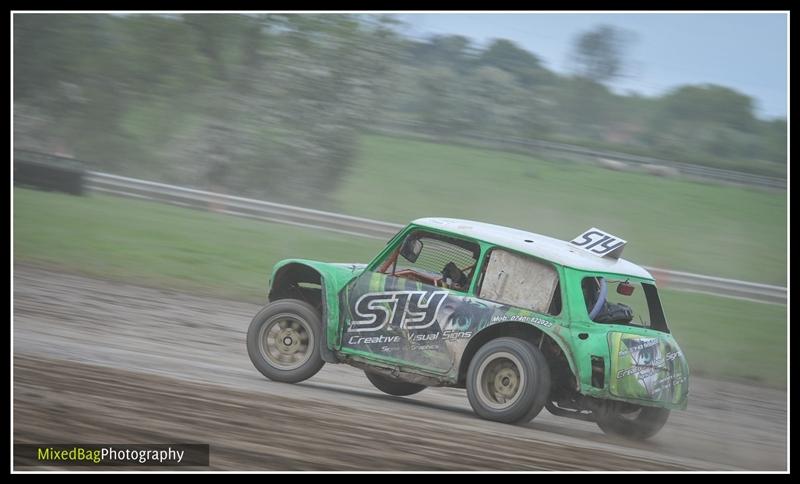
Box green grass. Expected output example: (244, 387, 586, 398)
(660, 289, 786, 388)
(13, 188, 383, 302)
(333, 135, 787, 286)
(13, 187, 786, 387)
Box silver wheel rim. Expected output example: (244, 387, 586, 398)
(476, 351, 525, 410)
(258, 312, 314, 371)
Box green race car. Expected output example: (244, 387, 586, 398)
(247, 218, 689, 440)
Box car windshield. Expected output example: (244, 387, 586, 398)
(581, 276, 669, 332)
(375, 230, 481, 293)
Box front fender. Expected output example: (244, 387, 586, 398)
(269, 259, 365, 352)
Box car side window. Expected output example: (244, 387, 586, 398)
(376, 231, 480, 292)
(477, 249, 562, 316)
(581, 277, 666, 330)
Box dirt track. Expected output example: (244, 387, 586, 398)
(13, 264, 788, 471)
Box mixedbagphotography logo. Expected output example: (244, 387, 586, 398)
(14, 444, 210, 467)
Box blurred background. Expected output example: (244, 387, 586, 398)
(14, 14, 788, 195)
(12, 12, 788, 470)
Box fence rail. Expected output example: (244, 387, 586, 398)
(83, 171, 787, 305)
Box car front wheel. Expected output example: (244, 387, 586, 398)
(246, 299, 325, 383)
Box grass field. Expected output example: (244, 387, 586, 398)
(331, 135, 787, 286)
(13, 188, 786, 387)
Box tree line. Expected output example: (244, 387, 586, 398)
(14, 14, 787, 203)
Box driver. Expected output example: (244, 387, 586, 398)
(442, 261, 469, 291)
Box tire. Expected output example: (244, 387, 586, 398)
(466, 337, 551, 424)
(246, 299, 325, 383)
(594, 400, 670, 440)
(364, 371, 426, 396)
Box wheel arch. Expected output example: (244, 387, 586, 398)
(268, 262, 338, 363)
(269, 262, 324, 309)
(458, 321, 579, 391)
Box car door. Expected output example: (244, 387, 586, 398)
(337, 230, 483, 374)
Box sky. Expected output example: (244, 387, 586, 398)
(395, 13, 788, 119)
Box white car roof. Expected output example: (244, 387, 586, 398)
(412, 217, 653, 280)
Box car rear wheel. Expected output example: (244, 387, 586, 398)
(594, 400, 670, 440)
(246, 299, 324, 383)
(466, 337, 551, 424)
(364, 371, 426, 396)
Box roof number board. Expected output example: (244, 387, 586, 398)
(570, 228, 627, 258)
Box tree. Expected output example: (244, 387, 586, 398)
(758, 119, 787, 163)
(408, 34, 475, 73)
(477, 39, 550, 87)
(13, 13, 786, 190)
(569, 24, 636, 84)
(416, 66, 467, 135)
(462, 66, 528, 136)
(657, 84, 758, 132)
(556, 76, 616, 140)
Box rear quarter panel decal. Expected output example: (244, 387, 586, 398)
(607, 332, 689, 406)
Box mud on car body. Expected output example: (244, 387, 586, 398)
(247, 218, 689, 440)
